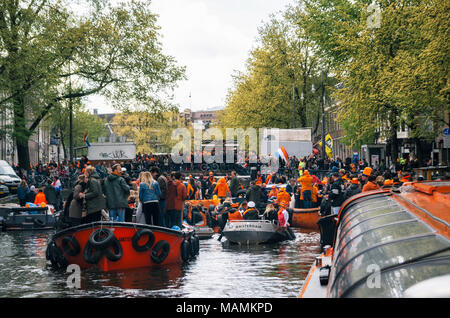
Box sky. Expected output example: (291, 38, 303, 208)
(87, 0, 295, 114)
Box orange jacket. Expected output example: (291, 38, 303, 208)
(214, 178, 230, 197)
(34, 192, 47, 205)
(362, 181, 380, 192)
(268, 188, 278, 198)
(228, 210, 244, 221)
(299, 171, 313, 192)
(277, 190, 291, 205)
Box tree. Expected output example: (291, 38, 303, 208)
(220, 14, 330, 135)
(0, 0, 185, 169)
(297, 0, 449, 161)
(111, 111, 190, 154)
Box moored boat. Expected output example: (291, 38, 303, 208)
(222, 219, 295, 245)
(46, 222, 199, 271)
(290, 207, 320, 231)
(300, 181, 450, 298)
(0, 203, 57, 231)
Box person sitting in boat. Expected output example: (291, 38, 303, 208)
(34, 188, 47, 206)
(228, 208, 244, 221)
(242, 201, 260, 220)
(262, 204, 278, 222)
(268, 185, 278, 199)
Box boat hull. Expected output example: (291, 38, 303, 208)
(291, 208, 320, 231)
(222, 220, 290, 244)
(48, 222, 196, 272)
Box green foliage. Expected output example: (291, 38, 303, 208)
(111, 111, 191, 154)
(220, 13, 327, 132)
(0, 0, 185, 168)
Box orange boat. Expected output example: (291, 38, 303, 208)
(290, 207, 321, 231)
(300, 181, 450, 298)
(46, 222, 199, 272)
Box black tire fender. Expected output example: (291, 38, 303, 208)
(180, 240, 191, 262)
(131, 229, 155, 252)
(104, 237, 123, 262)
(83, 241, 103, 264)
(34, 218, 46, 227)
(88, 228, 115, 249)
(61, 236, 81, 257)
(151, 240, 170, 264)
(190, 235, 200, 256)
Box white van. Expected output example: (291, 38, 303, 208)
(0, 160, 21, 193)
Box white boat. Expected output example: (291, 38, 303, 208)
(221, 219, 295, 245)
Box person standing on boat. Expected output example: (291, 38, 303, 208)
(103, 164, 131, 222)
(344, 178, 361, 200)
(299, 170, 314, 209)
(79, 166, 106, 224)
(68, 175, 88, 226)
(17, 179, 30, 207)
(139, 171, 162, 226)
(229, 171, 240, 197)
(213, 177, 230, 202)
(328, 172, 346, 215)
(278, 202, 290, 229)
(150, 167, 168, 227)
(165, 172, 187, 228)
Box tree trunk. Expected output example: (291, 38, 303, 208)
(389, 111, 399, 162)
(294, 87, 307, 128)
(13, 93, 32, 171)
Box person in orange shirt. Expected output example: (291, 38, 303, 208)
(34, 189, 47, 206)
(362, 175, 381, 192)
(277, 188, 291, 206)
(213, 178, 230, 200)
(268, 186, 278, 199)
(228, 208, 244, 221)
(299, 170, 314, 208)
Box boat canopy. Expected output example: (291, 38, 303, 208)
(327, 182, 450, 298)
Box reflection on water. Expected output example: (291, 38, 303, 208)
(0, 229, 320, 298)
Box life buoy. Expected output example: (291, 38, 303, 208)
(104, 237, 123, 262)
(83, 241, 103, 264)
(34, 218, 46, 227)
(89, 228, 115, 249)
(151, 240, 170, 264)
(180, 240, 191, 262)
(61, 236, 81, 257)
(132, 229, 155, 252)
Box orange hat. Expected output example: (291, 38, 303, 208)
(362, 167, 373, 177)
(351, 178, 359, 184)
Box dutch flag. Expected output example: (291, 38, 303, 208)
(276, 146, 289, 162)
(84, 131, 91, 147)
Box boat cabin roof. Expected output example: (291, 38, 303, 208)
(328, 181, 450, 298)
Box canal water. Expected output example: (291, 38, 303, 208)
(0, 229, 320, 298)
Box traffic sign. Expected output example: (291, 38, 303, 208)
(444, 128, 450, 136)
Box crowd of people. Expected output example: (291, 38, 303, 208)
(10, 150, 445, 232)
